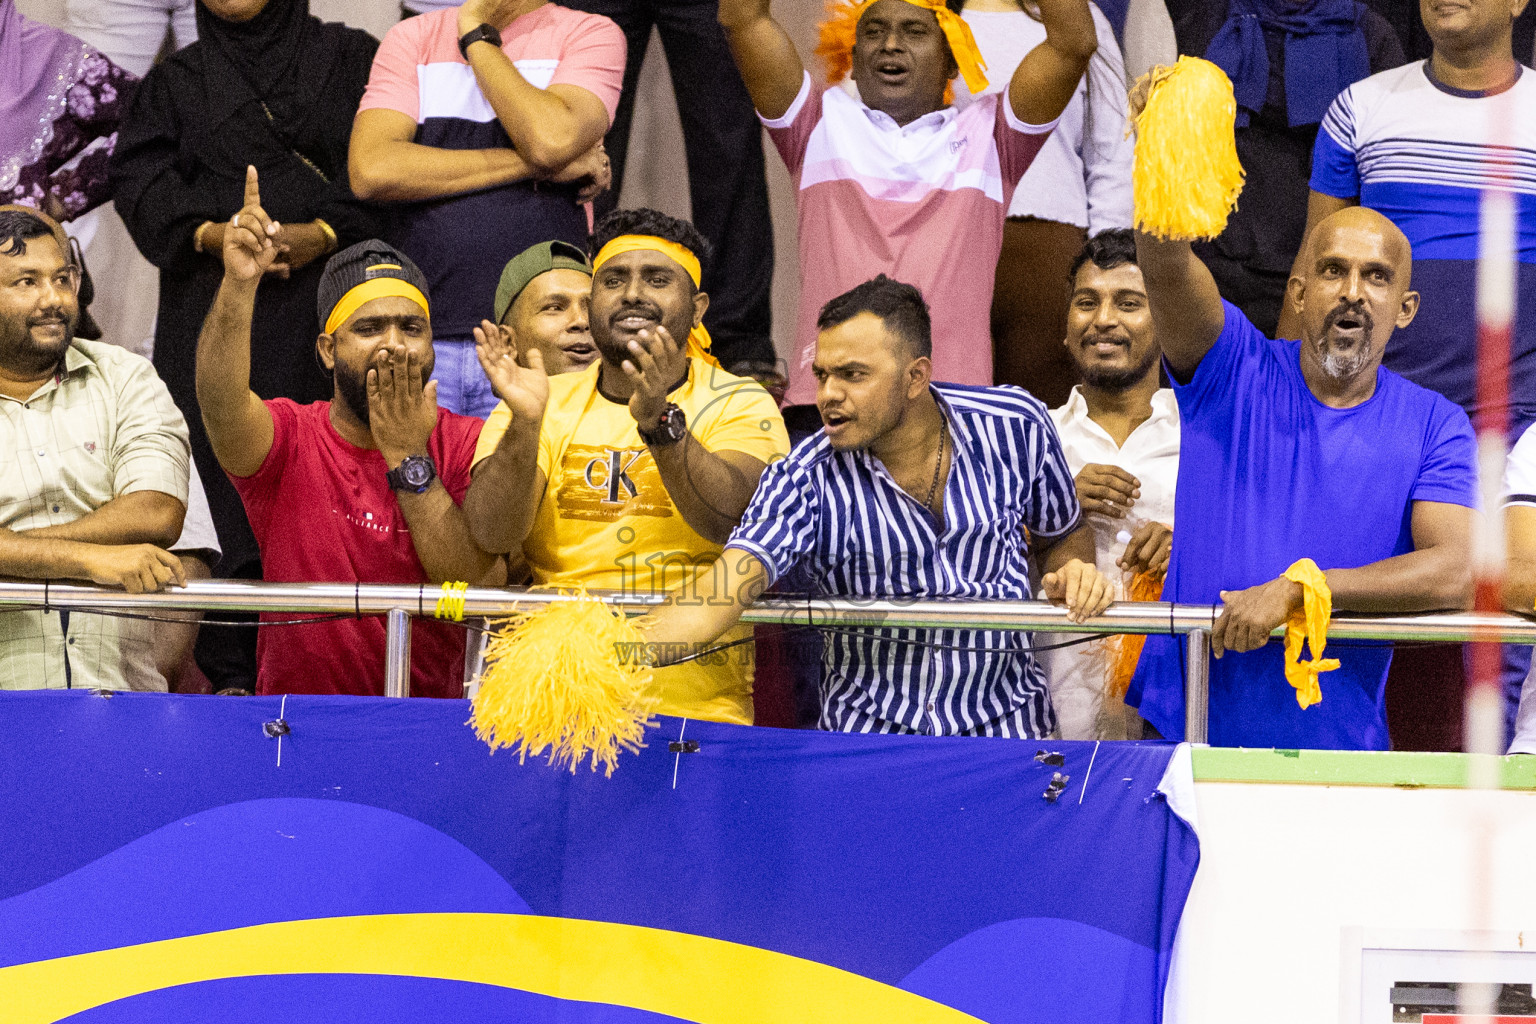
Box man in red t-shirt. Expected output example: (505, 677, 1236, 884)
(194, 168, 504, 698)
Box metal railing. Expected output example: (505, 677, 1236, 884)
(4, 579, 1534, 744)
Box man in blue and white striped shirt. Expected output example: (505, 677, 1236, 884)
(644, 276, 1112, 738)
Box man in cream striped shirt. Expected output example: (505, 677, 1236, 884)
(0, 208, 190, 691)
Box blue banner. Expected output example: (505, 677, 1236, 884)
(0, 692, 1198, 1023)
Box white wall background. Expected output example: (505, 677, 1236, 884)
(1176, 781, 1536, 1023)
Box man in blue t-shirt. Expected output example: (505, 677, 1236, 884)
(1280, 0, 1536, 436)
(1129, 207, 1479, 749)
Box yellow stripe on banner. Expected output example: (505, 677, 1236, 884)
(0, 912, 987, 1024)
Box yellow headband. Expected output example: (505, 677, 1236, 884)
(591, 235, 719, 368)
(815, 0, 989, 99)
(324, 277, 430, 335)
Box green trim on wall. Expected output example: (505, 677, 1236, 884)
(1190, 747, 1536, 790)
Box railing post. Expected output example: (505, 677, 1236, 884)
(385, 607, 411, 699)
(1184, 627, 1210, 745)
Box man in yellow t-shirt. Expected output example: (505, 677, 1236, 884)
(463, 209, 790, 725)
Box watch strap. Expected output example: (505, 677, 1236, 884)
(638, 404, 686, 447)
(458, 23, 502, 60)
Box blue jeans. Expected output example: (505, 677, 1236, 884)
(430, 337, 498, 420)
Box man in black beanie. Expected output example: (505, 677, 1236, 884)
(195, 168, 504, 699)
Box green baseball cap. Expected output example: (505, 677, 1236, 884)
(493, 240, 592, 324)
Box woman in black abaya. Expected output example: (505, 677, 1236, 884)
(110, 0, 379, 691)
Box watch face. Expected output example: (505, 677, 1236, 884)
(660, 406, 685, 438)
(400, 458, 434, 488)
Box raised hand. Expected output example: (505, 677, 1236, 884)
(1127, 68, 1156, 124)
(222, 165, 282, 284)
(368, 344, 439, 467)
(473, 319, 549, 424)
(622, 324, 688, 430)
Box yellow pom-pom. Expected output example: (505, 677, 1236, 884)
(1132, 56, 1246, 241)
(470, 590, 658, 777)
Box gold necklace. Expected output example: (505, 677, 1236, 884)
(922, 421, 947, 516)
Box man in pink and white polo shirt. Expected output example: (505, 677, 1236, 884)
(719, 0, 1097, 421)
(349, 0, 624, 419)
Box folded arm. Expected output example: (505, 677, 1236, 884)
(349, 108, 540, 202)
(462, 42, 611, 174)
(23, 491, 184, 549)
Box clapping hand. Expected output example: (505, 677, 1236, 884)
(473, 319, 549, 424)
(222, 165, 281, 284)
(622, 324, 688, 431)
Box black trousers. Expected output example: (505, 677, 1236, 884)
(563, 0, 776, 370)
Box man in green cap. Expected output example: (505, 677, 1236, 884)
(488, 240, 598, 377)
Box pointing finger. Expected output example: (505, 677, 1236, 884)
(244, 164, 260, 208)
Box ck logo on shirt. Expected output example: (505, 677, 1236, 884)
(556, 445, 673, 522)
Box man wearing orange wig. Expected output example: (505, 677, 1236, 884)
(719, 0, 1098, 431)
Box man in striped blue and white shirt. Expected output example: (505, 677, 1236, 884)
(644, 275, 1112, 738)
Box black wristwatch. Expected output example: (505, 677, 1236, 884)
(638, 404, 688, 448)
(457, 22, 502, 60)
(386, 454, 438, 494)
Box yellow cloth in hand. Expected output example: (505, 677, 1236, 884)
(1280, 558, 1341, 710)
(1132, 56, 1246, 241)
(815, 0, 989, 99)
(470, 589, 658, 776)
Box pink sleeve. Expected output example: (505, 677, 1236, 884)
(357, 16, 427, 122)
(761, 72, 821, 181)
(993, 94, 1055, 199)
(548, 12, 627, 123)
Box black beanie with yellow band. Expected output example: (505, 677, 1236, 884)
(317, 240, 431, 335)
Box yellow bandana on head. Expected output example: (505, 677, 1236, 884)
(591, 235, 720, 368)
(815, 0, 989, 100)
(324, 277, 430, 336)
(1279, 558, 1342, 710)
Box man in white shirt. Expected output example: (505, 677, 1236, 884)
(1501, 422, 1536, 754)
(1042, 230, 1179, 740)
